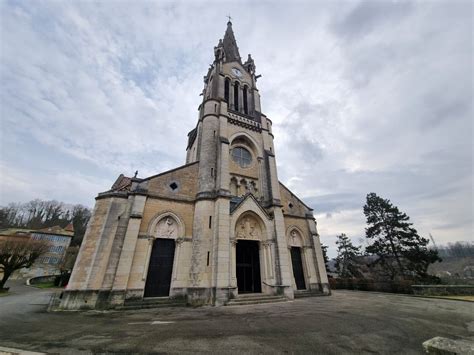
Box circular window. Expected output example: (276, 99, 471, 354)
(231, 147, 252, 168)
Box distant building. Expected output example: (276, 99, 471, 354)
(0, 224, 74, 278)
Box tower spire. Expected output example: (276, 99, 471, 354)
(222, 18, 241, 63)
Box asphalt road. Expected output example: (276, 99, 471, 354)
(0, 281, 473, 354)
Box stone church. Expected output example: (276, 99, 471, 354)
(60, 21, 329, 309)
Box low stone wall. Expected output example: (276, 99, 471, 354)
(423, 336, 474, 354)
(28, 275, 59, 285)
(412, 285, 474, 296)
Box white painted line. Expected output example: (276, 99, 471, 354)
(151, 321, 174, 324)
(128, 320, 175, 325)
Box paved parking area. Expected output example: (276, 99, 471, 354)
(0, 281, 473, 354)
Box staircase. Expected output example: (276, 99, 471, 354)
(294, 290, 325, 298)
(118, 297, 186, 310)
(226, 293, 288, 306)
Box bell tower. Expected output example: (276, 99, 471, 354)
(186, 20, 282, 207)
(186, 20, 294, 305)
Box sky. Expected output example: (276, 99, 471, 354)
(0, 0, 472, 257)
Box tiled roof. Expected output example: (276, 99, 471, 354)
(110, 174, 132, 192)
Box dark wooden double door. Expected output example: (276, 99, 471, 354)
(291, 247, 306, 290)
(236, 240, 261, 293)
(144, 238, 175, 297)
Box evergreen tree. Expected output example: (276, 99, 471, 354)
(363, 192, 441, 280)
(335, 233, 362, 278)
(320, 243, 330, 272)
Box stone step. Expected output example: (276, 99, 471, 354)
(294, 291, 324, 298)
(118, 302, 185, 310)
(120, 297, 186, 310)
(226, 295, 288, 306)
(124, 297, 185, 305)
(233, 293, 281, 299)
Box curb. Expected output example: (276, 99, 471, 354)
(334, 289, 474, 303)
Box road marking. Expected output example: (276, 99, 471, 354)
(151, 321, 174, 324)
(128, 320, 175, 325)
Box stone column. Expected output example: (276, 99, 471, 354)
(172, 238, 184, 281)
(110, 195, 146, 304)
(141, 237, 154, 281)
(272, 208, 294, 299)
(257, 157, 264, 199)
(303, 245, 316, 285)
(230, 238, 237, 287)
(312, 233, 329, 285)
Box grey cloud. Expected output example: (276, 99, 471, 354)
(307, 192, 364, 214)
(332, 0, 413, 39)
(1, 1, 471, 256)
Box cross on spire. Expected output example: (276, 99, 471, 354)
(226, 14, 232, 23)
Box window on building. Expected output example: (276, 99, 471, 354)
(224, 78, 230, 103)
(231, 147, 252, 168)
(243, 86, 248, 114)
(234, 82, 239, 111)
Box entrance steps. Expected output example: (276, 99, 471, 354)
(118, 297, 186, 310)
(226, 293, 288, 306)
(294, 290, 325, 298)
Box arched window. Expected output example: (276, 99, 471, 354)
(224, 78, 230, 103)
(231, 147, 252, 168)
(234, 82, 239, 111)
(243, 86, 248, 114)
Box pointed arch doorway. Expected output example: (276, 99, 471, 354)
(234, 212, 265, 294)
(144, 238, 175, 297)
(288, 228, 308, 291)
(290, 247, 306, 290)
(236, 240, 261, 293)
(144, 215, 182, 298)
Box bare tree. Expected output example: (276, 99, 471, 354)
(0, 238, 50, 289)
(0, 199, 92, 246)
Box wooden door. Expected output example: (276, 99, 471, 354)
(291, 247, 306, 290)
(144, 238, 175, 297)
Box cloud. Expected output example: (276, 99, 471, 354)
(0, 1, 472, 257)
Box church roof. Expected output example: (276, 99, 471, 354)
(222, 21, 241, 63)
(110, 174, 133, 192)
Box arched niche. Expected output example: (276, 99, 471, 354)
(147, 212, 185, 239)
(234, 212, 265, 241)
(287, 226, 306, 248)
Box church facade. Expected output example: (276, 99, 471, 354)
(60, 21, 329, 310)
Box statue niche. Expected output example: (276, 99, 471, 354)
(235, 215, 262, 240)
(155, 217, 178, 238)
(288, 229, 303, 247)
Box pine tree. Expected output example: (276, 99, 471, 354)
(335, 233, 362, 278)
(320, 243, 330, 272)
(363, 192, 441, 280)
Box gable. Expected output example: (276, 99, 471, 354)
(230, 193, 272, 221)
(279, 182, 313, 218)
(140, 162, 199, 201)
